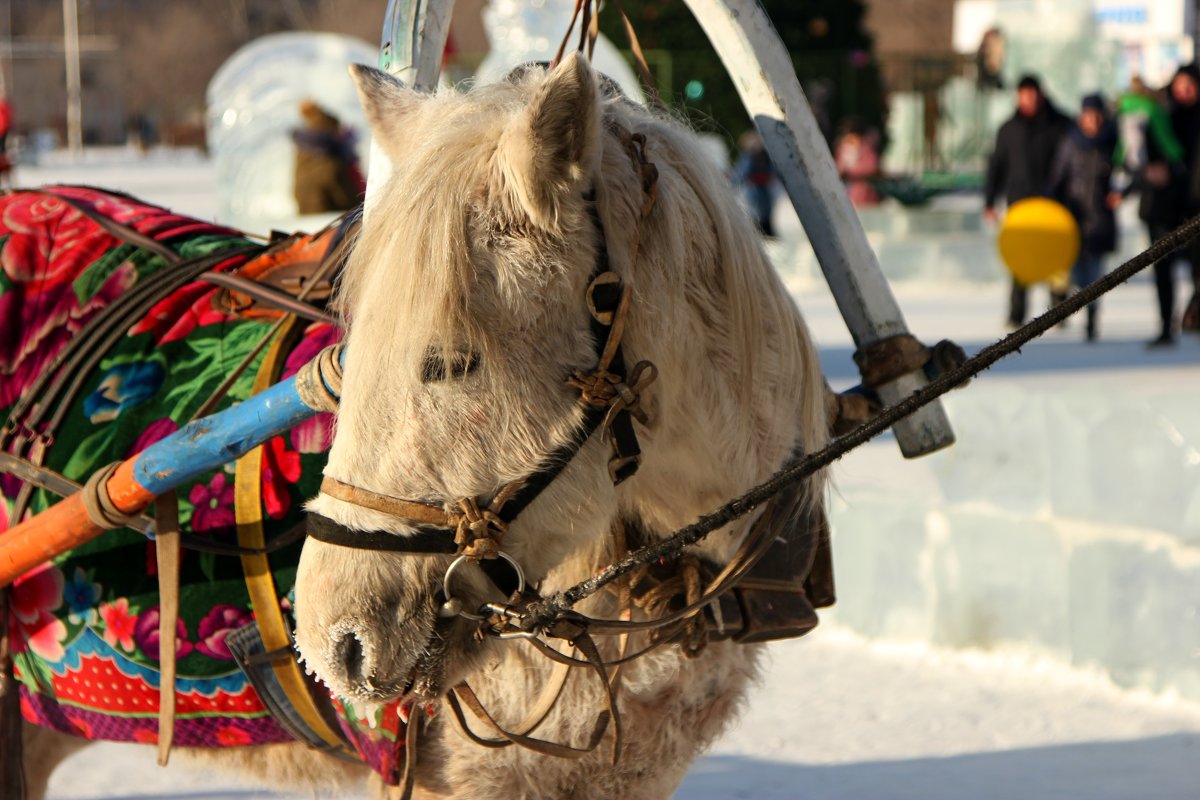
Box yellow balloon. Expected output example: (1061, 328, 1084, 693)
(997, 197, 1080, 285)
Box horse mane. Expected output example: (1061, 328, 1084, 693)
(600, 96, 828, 464)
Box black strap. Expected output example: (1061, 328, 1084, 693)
(308, 513, 521, 596)
(495, 403, 607, 525)
(306, 512, 458, 554)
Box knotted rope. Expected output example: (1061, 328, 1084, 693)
(295, 343, 344, 413)
(81, 462, 143, 531)
(567, 359, 658, 429)
(448, 498, 508, 561)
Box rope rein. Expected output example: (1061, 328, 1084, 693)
(520, 212, 1200, 630)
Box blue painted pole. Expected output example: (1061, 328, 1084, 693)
(0, 347, 341, 586)
(133, 374, 319, 495)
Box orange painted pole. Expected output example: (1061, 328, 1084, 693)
(0, 460, 154, 587)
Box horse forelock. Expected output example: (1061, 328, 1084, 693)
(338, 79, 602, 380)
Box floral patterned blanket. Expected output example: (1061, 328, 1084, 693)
(1, 187, 402, 780)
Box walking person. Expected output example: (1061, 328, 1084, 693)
(292, 99, 365, 215)
(834, 117, 882, 207)
(1159, 64, 1200, 343)
(984, 75, 1072, 327)
(1048, 94, 1120, 342)
(733, 130, 777, 237)
(1131, 64, 1200, 346)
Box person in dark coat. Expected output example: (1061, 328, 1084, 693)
(292, 99, 365, 215)
(733, 130, 777, 237)
(1134, 64, 1200, 345)
(1048, 94, 1119, 341)
(985, 74, 1072, 327)
(1146, 63, 1200, 345)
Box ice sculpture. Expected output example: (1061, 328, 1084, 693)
(886, 0, 1121, 174)
(206, 32, 377, 232)
(475, 0, 645, 103)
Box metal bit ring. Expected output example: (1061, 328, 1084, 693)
(439, 551, 526, 621)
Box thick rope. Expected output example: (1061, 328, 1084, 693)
(81, 461, 144, 531)
(526, 213, 1200, 628)
(295, 344, 344, 413)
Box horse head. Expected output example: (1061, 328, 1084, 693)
(294, 53, 828, 716)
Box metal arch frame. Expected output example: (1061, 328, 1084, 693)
(370, 0, 954, 458)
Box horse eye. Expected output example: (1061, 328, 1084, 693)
(421, 349, 481, 382)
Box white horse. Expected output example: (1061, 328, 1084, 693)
(293, 52, 829, 799)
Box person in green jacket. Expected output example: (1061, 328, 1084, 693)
(1114, 76, 1184, 174)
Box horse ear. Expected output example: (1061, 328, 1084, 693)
(499, 52, 601, 228)
(348, 64, 421, 158)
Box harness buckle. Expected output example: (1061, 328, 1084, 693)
(608, 454, 641, 484)
(585, 272, 623, 325)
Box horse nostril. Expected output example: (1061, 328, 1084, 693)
(335, 629, 367, 683)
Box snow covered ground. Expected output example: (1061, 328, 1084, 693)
(18, 151, 1200, 799)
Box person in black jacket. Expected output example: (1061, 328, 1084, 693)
(985, 75, 1072, 327)
(1142, 64, 1200, 346)
(1048, 94, 1120, 341)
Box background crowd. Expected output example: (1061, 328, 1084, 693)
(984, 67, 1200, 346)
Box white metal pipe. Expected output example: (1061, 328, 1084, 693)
(364, 0, 456, 216)
(683, 0, 955, 458)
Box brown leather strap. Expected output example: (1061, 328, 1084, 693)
(610, 0, 662, 106)
(37, 188, 182, 265)
(198, 271, 334, 324)
(445, 681, 612, 760)
(551, 0, 586, 67)
(320, 477, 454, 528)
(526, 619, 686, 669)
(154, 492, 181, 765)
(8, 439, 46, 535)
(383, 711, 421, 800)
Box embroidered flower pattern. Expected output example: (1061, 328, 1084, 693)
(283, 322, 339, 454)
(83, 360, 165, 424)
(63, 567, 101, 626)
(133, 606, 193, 662)
(9, 564, 68, 661)
(262, 436, 301, 520)
(128, 281, 231, 345)
(98, 598, 138, 652)
(0, 260, 137, 409)
(188, 472, 236, 538)
(195, 605, 252, 660)
(0, 189, 350, 751)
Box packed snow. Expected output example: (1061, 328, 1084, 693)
(17, 151, 1200, 799)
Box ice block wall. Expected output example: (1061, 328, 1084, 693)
(826, 386, 1200, 702)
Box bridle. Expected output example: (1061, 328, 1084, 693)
(295, 118, 826, 782)
(305, 126, 660, 617)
